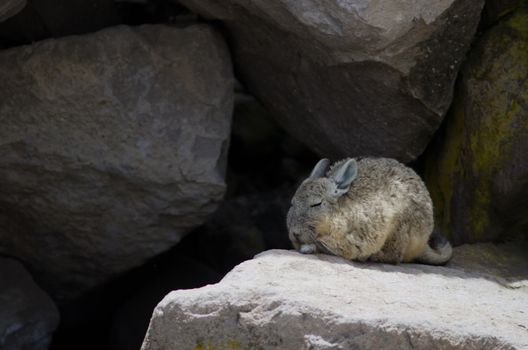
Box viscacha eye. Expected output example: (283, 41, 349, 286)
(310, 202, 322, 208)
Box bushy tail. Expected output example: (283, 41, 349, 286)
(416, 230, 453, 265)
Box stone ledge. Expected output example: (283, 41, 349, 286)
(142, 246, 528, 350)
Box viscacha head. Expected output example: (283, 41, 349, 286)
(287, 158, 358, 254)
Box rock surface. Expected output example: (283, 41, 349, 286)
(142, 249, 528, 350)
(0, 24, 233, 301)
(425, 6, 528, 244)
(179, 0, 483, 162)
(0, 257, 60, 350)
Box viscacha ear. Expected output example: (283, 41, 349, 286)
(309, 158, 330, 178)
(331, 159, 358, 196)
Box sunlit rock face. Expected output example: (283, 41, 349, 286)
(142, 249, 528, 350)
(178, 0, 484, 163)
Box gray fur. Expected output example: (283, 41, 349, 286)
(287, 157, 453, 265)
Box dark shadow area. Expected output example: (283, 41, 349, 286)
(50, 240, 223, 350)
(0, 0, 196, 49)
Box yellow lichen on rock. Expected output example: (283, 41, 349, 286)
(425, 6, 528, 243)
(193, 340, 241, 350)
(424, 87, 465, 240)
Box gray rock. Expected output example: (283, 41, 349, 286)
(0, 257, 59, 350)
(0, 24, 234, 301)
(178, 0, 483, 162)
(0, 0, 25, 22)
(142, 249, 528, 350)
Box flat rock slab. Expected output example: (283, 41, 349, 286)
(0, 257, 59, 350)
(142, 249, 528, 350)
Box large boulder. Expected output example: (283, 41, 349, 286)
(0, 257, 60, 350)
(178, 0, 484, 162)
(0, 24, 234, 301)
(142, 249, 528, 350)
(424, 6, 528, 244)
(0, 0, 25, 22)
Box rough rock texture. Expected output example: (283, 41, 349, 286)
(142, 249, 528, 350)
(178, 0, 483, 162)
(425, 6, 528, 244)
(0, 24, 234, 301)
(0, 257, 60, 350)
(0, 0, 25, 22)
